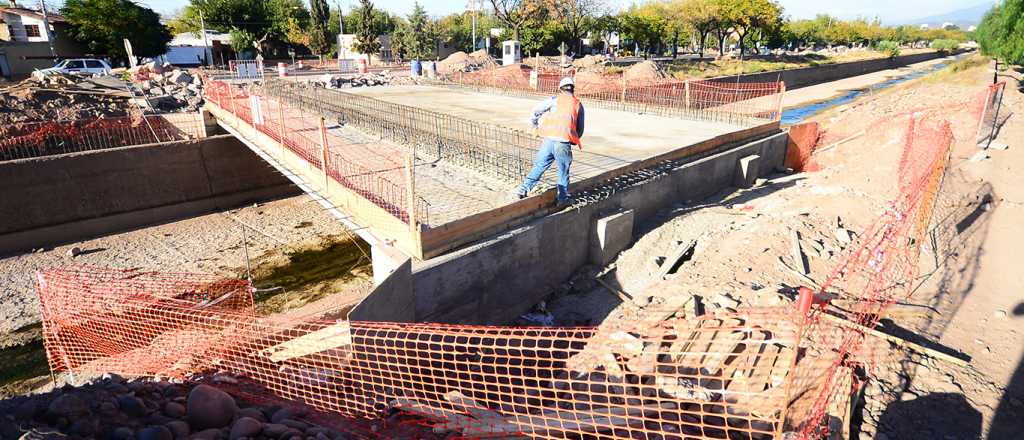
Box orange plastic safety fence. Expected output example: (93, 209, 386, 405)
(790, 113, 956, 439)
(37, 266, 805, 439)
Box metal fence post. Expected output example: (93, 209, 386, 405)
(319, 117, 330, 190)
(405, 150, 419, 252)
(278, 95, 286, 158)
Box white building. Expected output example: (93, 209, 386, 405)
(160, 31, 232, 67)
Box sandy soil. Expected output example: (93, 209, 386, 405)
(0, 195, 372, 345)
(540, 58, 1024, 438)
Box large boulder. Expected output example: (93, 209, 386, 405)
(47, 394, 90, 419)
(228, 417, 263, 440)
(186, 385, 238, 430)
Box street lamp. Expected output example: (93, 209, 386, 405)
(466, 0, 483, 52)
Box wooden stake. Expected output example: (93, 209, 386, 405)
(818, 312, 970, 366)
(278, 98, 286, 158)
(684, 79, 691, 108)
(776, 81, 786, 121)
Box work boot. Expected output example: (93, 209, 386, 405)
(510, 189, 527, 201)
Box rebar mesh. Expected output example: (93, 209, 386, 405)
(0, 113, 206, 162)
(437, 66, 783, 126)
(261, 80, 537, 184)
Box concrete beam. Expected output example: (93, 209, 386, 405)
(589, 209, 635, 266)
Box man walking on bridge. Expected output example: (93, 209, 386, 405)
(514, 77, 585, 206)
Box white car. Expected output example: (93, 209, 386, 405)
(37, 58, 112, 77)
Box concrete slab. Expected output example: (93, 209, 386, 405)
(347, 85, 749, 181)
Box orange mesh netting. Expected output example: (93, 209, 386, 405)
(33, 79, 983, 440)
(38, 267, 804, 439)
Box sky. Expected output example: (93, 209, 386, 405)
(128, 0, 984, 24)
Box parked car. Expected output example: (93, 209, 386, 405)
(36, 58, 112, 77)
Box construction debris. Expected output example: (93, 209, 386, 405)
(319, 71, 397, 89)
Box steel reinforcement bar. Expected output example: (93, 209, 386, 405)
(261, 80, 537, 184)
(435, 68, 783, 127)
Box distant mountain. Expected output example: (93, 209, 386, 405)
(901, 1, 995, 28)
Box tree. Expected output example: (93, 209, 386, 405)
(401, 2, 436, 60)
(170, 0, 309, 58)
(308, 0, 332, 59)
(721, 0, 782, 56)
(490, 0, 538, 40)
(679, 0, 719, 57)
(548, 0, 608, 55)
(61, 0, 172, 61)
(353, 0, 382, 63)
(618, 4, 666, 58)
(977, 0, 1024, 64)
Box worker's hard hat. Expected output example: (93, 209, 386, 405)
(558, 77, 575, 89)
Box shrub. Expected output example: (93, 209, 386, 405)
(931, 39, 960, 53)
(875, 40, 901, 58)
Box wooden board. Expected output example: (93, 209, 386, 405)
(261, 321, 352, 362)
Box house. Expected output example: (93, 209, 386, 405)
(159, 31, 233, 67)
(0, 6, 85, 78)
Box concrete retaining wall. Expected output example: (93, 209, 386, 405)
(707, 51, 954, 90)
(0, 135, 299, 255)
(410, 131, 789, 324)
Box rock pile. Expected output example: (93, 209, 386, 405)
(0, 375, 352, 440)
(318, 71, 395, 89)
(136, 69, 205, 112)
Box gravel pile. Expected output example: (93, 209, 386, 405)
(0, 376, 353, 440)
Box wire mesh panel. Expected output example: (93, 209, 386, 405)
(0, 113, 206, 162)
(439, 66, 784, 126)
(261, 80, 537, 184)
(231, 59, 265, 82)
(37, 266, 803, 439)
(975, 81, 1007, 147)
(204, 77, 428, 225)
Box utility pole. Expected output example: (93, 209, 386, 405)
(336, 1, 345, 60)
(199, 10, 211, 66)
(468, 0, 479, 52)
(37, 0, 56, 59)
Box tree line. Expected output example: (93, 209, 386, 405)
(976, 0, 1024, 65)
(166, 0, 974, 62)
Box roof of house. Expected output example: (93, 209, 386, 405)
(0, 7, 68, 23)
(170, 31, 232, 47)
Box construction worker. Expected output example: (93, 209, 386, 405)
(514, 77, 585, 205)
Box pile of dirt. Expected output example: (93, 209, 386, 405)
(573, 69, 616, 95)
(624, 60, 667, 82)
(0, 85, 131, 125)
(438, 49, 497, 74)
(573, 54, 608, 70)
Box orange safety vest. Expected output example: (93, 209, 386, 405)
(538, 93, 582, 145)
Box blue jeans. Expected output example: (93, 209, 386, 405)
(518, 138, 573, 202)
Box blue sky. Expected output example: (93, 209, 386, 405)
(136, 0, 983, 23)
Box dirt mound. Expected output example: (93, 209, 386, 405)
(573, 70, 615, 94)
(624, 60, 666, 82)
(0, 86, 130, 125)
(438, 50, 497, 74)
(573, 54, 608, 69)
